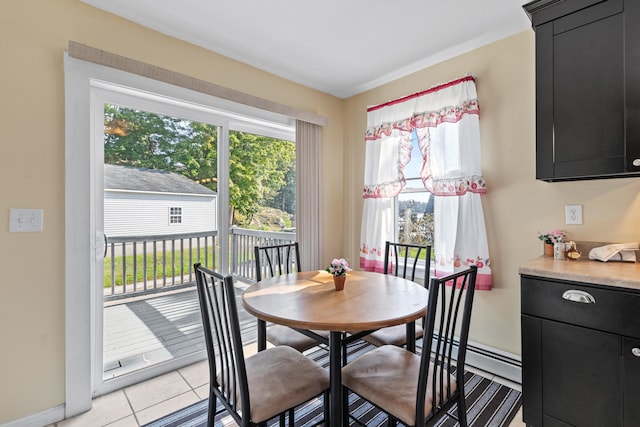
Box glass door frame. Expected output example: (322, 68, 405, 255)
(65, 54, 294, 416)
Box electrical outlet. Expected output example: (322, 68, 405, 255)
(565, 204, 583, 225)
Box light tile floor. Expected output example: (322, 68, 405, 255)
(50, 342, 524, 427)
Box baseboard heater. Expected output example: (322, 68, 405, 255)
(428, 335, 522, 384)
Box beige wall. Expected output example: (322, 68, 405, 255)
(0, 1, 344, 423)
(3, 1, 640, 424)
(344, 30, 640, 356)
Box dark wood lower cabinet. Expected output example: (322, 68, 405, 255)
(521, 275, 640, 426)
(624, 338, 640, 425)
(530, 316, 622, 426)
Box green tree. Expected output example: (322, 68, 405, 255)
(267, 166, 296, 214)
(103, 105, 295, 225)
(104, 104, 201, 171)
(229, 131, 295, 223)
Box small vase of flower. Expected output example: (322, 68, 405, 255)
(326, 258, 352, 291)
(538, 230, 567, 257)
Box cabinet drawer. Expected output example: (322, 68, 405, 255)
(521, 275, 640, 338)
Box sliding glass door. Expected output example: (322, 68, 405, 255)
(89, 82, 295, 396)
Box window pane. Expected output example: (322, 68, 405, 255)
(102, 103, 218, 381)
(398, 190, 434, 246)
(228, 130, 295, 229)
(404, 177, 424, 190)
(397, 129, 433, 246)
(403, 131, 422, 179)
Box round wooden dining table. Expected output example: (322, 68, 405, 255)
(241, 269, 429, 426)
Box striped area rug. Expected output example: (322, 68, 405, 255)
(144, 342, 521, 427)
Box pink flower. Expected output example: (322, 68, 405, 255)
(326, 258, 352, 276)
(538, 229, 567, 245)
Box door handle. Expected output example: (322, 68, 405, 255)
(562, 290, 596, 304)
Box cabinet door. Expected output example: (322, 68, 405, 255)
(535, 0, 628, 180)
(540, 319, 623, 426)
(521, 315, 543, 426)
(624, 0, 640, 172)
(624, 338, 640, 425)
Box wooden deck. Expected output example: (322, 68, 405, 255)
(103, 282, 257, 379)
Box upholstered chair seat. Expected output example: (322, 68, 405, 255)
(342, 345, 456, 426)
(363, 322, 424, 347)
(229, 345, 329, 423)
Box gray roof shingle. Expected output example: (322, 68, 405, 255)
(104, 164, 216, 196)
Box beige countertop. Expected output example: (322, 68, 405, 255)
(519, 256, 640, 291)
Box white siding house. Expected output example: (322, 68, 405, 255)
(104, 164, 217, 237)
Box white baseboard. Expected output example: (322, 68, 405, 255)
(0, 405, 65, 427)
(465, 340, 522, 384)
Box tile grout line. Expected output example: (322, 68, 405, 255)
(121, 388, 142, 427)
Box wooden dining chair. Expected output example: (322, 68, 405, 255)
(342, 265, 478, 427)
(254, 242, 328, 352)
(363, 241, 432, 348)
(194, 263, 330, 427)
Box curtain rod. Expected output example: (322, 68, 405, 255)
(367, 75, 475, 113)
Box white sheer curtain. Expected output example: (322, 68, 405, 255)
(359, 99, 414, 271)
(360, 76, 492, 289)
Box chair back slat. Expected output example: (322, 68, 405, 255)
(384, 241, 432, 287)
(254, 242, 301, 282)
(416, 265, 478, 425)
(194, 263, 250, 425)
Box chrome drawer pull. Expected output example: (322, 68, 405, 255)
(562, 290, 596, 304)
(633, 348, 640, 357)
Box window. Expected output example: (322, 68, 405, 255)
(169, 206, 182, 224)
(396, 131, 434, 246)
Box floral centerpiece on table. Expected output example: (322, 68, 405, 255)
(538, 229, 567, 245)
(326, 258, 352, 277)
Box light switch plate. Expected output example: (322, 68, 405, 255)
(9, 209, 44, 232)
(565, 204, 583, 225)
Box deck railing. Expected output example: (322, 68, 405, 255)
(104, 231, 218, 301)
(104, 228, 295, 301)
(229, 227, 297, 281)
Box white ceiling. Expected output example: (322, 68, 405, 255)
(81, 0, 532, 99)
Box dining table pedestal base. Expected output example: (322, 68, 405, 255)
(329, 331, 345, 425)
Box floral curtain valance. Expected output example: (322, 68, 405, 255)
(363, 76, 485, 199)
(360, 76, 492, 290)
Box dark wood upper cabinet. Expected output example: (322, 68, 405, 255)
(524, 0, 640, 181)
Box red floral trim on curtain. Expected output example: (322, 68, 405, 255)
(362, 181, 404, 199)
(433, 252, 492, 290)
(423, 176, 487, 196)
(433, 269, 493, 291)
(365, 100, 479, 142)
(365, 117, 413, 141)
(413, 100, 479, 129)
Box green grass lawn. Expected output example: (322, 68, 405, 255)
(395, 246, 433, 261)
(104, 247, 216, 287)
